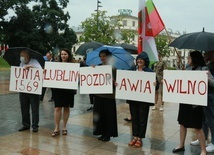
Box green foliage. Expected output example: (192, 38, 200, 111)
(1, 0, 77, 54)
(120, 29, 137, 44)
(155, 35, 170, 58)
(0, 57, 10, 69)
(80, 11, 117, 45)
(80, 11, 136, 45)
(167, 67, 177, 70)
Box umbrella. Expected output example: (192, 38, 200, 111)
(86, 45, 135, 70)
(114, 43, 138, 54)
(3, 47, 45, 67)
(169, 28, 214, 51)
(75, 41, 103, 56)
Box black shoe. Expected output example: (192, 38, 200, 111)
(98, 135, 104, 140)
(124, 118, 132, 122)
(48, 99, 54, 102)
(87, 106, 93, 111)
(33, 128, 38, 132)
(172, 147, 185, 153)
(18, 126, 30, 132)
(102, 137, 110, 142)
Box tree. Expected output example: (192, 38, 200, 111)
(120, 29, 137, 44)
(0, 0, 31, 43)
(80, 12, 138, 45)
(80, 11, 118, 45)
(155, 35, 171, 57)
(2, 0, 77, 54)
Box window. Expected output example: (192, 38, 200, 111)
(123, 20, 127, 26)
(132, 21, 135, 27)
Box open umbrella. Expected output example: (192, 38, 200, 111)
(75, 41, 103, 56)
(114, 43, 138, 54)
(3, 47, 45, 67)
(169, 28, 214, 51)
(86, 45, 135, 70)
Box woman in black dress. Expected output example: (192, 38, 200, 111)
(51, 48, 75, 137)
(172, 51, 213, 155)
(93, 49, 118, 142)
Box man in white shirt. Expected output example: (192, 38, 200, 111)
(18, 49, 41, 132)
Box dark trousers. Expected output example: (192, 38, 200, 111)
(130, 101, 150, 138)
(19, 93, 40, 129)
(93, 96, 118, 138)
(40, 87, 54, 101)
(40, 87, 46, 101)
(203, 94, 214, 144)
(89, 94, 95, 105)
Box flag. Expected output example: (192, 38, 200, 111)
(138, 0, 146, 53)
(144, 36, 158, 61)
(138, 0, 164, 61)
(146, 0, 165, 36)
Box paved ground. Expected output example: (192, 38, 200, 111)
(0, 70, 211, 155)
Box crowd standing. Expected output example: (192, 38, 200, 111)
(16, 47, 214, 154)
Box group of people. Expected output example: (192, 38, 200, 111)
(172, 51, 214, 155)
(17, 48, 214, 154)
(18, 48, 76, 135)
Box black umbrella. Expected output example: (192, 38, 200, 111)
(75, 41, 103, 56)
(3, 47, 45, 67)
(113, 43, 137, 54)
(169, 28, 214, 51)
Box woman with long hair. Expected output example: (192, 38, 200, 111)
(172, 51, 214, 155)
(51, 48, 75, 137)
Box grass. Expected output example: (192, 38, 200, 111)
(0, 57, 10, 70)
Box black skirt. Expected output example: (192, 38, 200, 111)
(178, 103, 204, 129)
(93, 96, 118, 137)
(53, 88, 75, 108)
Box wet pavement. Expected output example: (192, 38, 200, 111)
(0, 70, 211, 155)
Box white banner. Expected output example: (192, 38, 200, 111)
(79, 65, 113, 94)
(116, 70, 156, 103)
(163, 70, 208, 106)
(43, 62, 80, 89)
(9, 66, 43, 95)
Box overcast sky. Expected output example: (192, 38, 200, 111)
(66, 0, 214, 34)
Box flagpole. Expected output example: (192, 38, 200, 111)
(138, 0, 146, 54)
(164, 27, 183, 69)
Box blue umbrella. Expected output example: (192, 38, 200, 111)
(86, 45, 135, 70)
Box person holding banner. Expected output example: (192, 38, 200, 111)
(93, 49, 118, 142)
(128, 52, 158, 148)
(172, 51, 214, 155)
(18, 49, 42, 132)
(40, 51, 54, 102)
(51, 48, 76, 137)
(190, 51, 214, 153)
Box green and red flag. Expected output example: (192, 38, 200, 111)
(146, 0, 165, 36)
(138, 0, 164, 61)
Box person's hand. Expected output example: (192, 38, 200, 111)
(43, 69, 47, 74)
(24, 65, 33, 70)
(114, 81, 118, 87)
(153, 82, 157, 86)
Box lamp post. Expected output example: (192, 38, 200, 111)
(94, 0, 102, 31)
